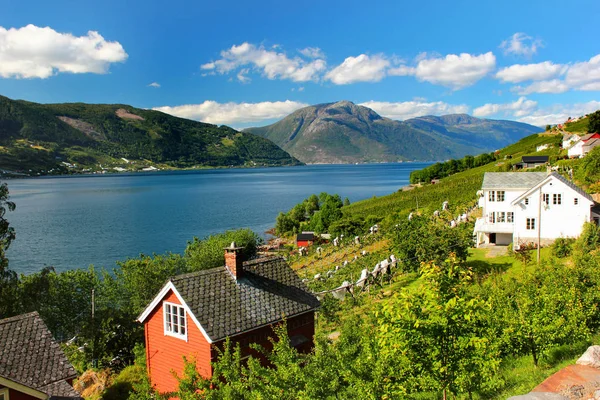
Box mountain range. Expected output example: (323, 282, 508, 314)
(0, 95, 300, 174)
(244, 101, 541, 164)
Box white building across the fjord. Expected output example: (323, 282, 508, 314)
(474, 172, 600, 248)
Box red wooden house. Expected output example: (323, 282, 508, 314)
(0, 312, 81, 400)
(137, 243, 320, 395)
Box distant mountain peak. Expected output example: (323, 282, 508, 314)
(244, 101, 541, 164)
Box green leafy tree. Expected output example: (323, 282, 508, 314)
(185, 229, 262, 271)
(391, 215, 472, 272)
(589, 110, 600, 133)
(487, 262, 591, 366)
(0, 182, 18, 318)
(377, 256, 501, 399)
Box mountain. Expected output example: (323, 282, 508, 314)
(244, 101, 541, 164)
(0, 95, 300, 175)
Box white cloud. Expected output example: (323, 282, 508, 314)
(518, 101, 600, 126)
(473, 97, 538, 118)
(236, 68, 251, 84)
(513, 79, 569, 95)
(299, 47, 325, 59)
(500, 33, 542, 58)
(495, 54, 600, 94)
(565, 54, 600, 91)
(473, 98, 600, 126)
(495, 61, 565, 83)
(359, 100, 469, 121)
(152, 100, 308, 127)
(201, 42, 326, 82)
(147, 82, 160, 88)
(404, 52, 496, 89)
(0, 24, 127, 79)
(325, 54, 390, 84)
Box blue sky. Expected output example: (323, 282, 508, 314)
(1, 0, 599, 128)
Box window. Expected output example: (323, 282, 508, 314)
(488, 213, 495, 223)
(574, 198, 579, 205)
(507, 212, 514, 223)
(497, 212, 506, 223)
(526, 218, 536, 230)
(488, 191, 495, 201)
(542, 193, 549, 204)
(497, 191, 505, 202)
(0, 389, 8, 400)
(553, 194, 562, 205)
(525, 198, 529, 205)
(164, 302, 187, 339)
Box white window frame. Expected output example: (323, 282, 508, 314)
(574, 198, 579, 205)
(488, 213, 495, 223)
(524, 198, 529, 205)
(488, 191, 495, 202)
(507, 212, 514, 223)
(496, 191, 505, 202)
(526, 218, 536, 230)
(542, 193, 549, 205)
(0, 388, 9, 400)
(163, 301, 188, 341)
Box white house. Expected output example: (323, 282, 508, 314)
(563, 134, 579, 150)
(474, 172, 600, 248)
(568, 133, 600, 158)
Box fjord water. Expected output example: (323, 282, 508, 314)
(5, 163, 429, 274)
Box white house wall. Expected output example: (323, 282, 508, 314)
(512, 178, 592, 244)
(568, 141, 584, 158)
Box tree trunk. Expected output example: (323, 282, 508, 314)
(530, 336, 538, 367)
(443, 388, 447, 400)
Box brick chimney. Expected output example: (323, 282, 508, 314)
(224, 242, 244, 280)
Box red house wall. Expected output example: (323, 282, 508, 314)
(0, 387, 38, 400)
(145, 290, 316, 395)
(145, 290, 212, 395)
(297, 240, 312, 247)
(215, 311, 316, 361)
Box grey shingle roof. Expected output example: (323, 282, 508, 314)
(171, 256, 320, 342)
(482, 172, 548, 189)
(0, 312, 81, 399)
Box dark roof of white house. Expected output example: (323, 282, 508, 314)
(0, 312, 81, 399)
(167, 256, 320, 342)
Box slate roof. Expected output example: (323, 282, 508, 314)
(296, 233, 315, 241)
(482, 172, 548, 190)
(0, 312, 81, 399)
(169, 256, 320, 342)
(583, 138, 600, 148)
(522, 156, 549, 163)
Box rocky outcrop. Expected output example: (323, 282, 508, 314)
(577, 346, 600, 368)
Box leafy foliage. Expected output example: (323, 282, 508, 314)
(390, 214, 473, 272)
(590, 110, 600, 133)
(184, 229, 262, 271)
(409, 153, 495, 184)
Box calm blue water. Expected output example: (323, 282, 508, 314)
(4, 163, 429, 274)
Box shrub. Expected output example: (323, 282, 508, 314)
(551, 238, 575, 258)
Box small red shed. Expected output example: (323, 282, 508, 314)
(296, 232, 316, 247)
(137, 243, 320, 395)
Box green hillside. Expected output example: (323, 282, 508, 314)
(0, 95, 300, 175)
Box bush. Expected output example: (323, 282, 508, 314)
(551, 238, 575, 258)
